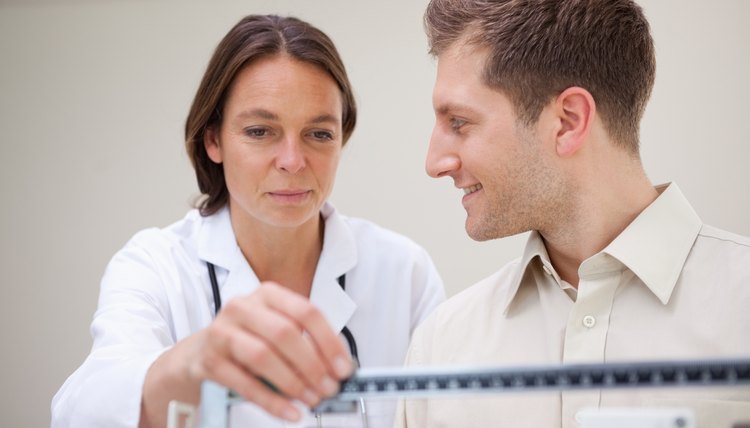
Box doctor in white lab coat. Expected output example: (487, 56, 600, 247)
(51, 14, 444, 428)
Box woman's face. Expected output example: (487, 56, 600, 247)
(205, 54, 343, 231)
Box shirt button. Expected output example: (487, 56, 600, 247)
(582, 315, 596, 328)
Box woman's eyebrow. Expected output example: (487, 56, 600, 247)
(236, 108, 278, 121)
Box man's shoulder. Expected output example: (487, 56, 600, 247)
(697, 224, 750, 248)
(682, 223, 750, 284)
(691, 224, 750, 266)
(407, 258, 525, 365)
(428, 258, 524, 324)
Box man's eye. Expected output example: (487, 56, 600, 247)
(450, 118, 467, 132)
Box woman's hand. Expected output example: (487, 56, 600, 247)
(193, 281, 353, 417)
(139, 281, 353, 427)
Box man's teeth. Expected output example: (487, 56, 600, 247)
(463, 184, 483, 195)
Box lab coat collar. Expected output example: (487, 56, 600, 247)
(309, 202, 358, 333)
(196, 202, 357, 333)
(500, 182, 702, 313)
(197, 205, 239, 270)
(197, 205, 260, 303)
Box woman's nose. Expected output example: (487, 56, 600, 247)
(276, 137, 306, 174)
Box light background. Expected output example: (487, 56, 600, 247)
(0, 1, 748, 426)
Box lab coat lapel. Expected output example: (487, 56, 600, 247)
(309, 203, 357, 334)
(197, 205, 235, 269)
(310, 276, 356, 334)
(197, 206, 261, 302)
(221, 253, 262, 302)
(197, 203, 357, 329)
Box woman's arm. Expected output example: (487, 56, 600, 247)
(139, 282, 353, 427)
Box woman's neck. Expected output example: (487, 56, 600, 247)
(229, 208, 324, 298)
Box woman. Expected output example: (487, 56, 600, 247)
(51, 14, 444, 428)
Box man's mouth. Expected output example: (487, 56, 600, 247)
(463, 183, 483, 195)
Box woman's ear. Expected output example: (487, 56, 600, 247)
(553, 87, 596, 157)
(204, 125, 223, 164)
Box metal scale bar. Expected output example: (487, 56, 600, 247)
(198, 358, 750, 427)
(315, 358, 750, 412)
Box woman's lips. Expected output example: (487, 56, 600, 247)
(268, 189, 312, 204)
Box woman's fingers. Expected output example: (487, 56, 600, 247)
(204, 282, 353, 414)
(202, 353, 302, 421)
(221, 314, 325, 406)
(256, 282, 353, 379)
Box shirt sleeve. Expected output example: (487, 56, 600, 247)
(51, 232, 175, 428)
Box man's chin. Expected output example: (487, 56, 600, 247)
(465, 221, 496, 242)
(466, 219, 527, 241)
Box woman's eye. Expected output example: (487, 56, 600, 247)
(244, 127, 269, 138)
(310, 130, 334, 141)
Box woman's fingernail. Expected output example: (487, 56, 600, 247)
(302, 388, 319, 406)
(321, 376, 339, 396)
(334, 356, 353, 378)
(282, 405, 300, 421)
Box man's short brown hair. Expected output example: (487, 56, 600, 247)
(425, 0, 655, 154)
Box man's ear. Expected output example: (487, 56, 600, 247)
(204, 125, 223, 164)
(553, 87, 596, 157)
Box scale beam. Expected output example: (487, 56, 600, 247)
(315, 358, 750, 412)
(194, 357, 750, 426)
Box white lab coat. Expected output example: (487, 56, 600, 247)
(51, 202, 445, 428)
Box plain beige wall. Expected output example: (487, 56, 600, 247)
(0, 1, 748, 426)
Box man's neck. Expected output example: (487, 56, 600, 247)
(540, 166, 658, 288)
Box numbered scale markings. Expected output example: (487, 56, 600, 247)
(197, 358, 750, 426)
(314, 358, 750, 412)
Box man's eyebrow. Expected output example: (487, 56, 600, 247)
(434, 102, 479, 117)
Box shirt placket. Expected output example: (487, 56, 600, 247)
(561, 256, 622, 428)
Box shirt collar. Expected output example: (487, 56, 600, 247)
(603, 182, 702, 304)
(196, 202, 357, 333)
(500, 183, 702, 313)
(499, 231, 551, 315)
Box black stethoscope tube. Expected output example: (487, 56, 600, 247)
(207, 262, 221, 315)
(206, 262, 359, 365)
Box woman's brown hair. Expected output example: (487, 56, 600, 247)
(185, 15, 357, 216)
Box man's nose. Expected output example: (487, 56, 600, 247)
(425, 127, 460, 179)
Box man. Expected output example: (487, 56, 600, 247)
(396, 0, 750, 426)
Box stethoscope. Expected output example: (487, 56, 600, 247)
(206, 262, 369, 427)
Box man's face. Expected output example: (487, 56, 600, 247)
(426, 44, 568, 241)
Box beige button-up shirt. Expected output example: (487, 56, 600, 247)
(396, 183, 750, 428)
